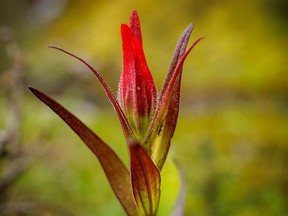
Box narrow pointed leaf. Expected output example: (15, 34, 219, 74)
(158, 37, 204, 114)
(48, 45, 136, 144)
(149, 24, 194, 169)
(29, 87, 140, 216)
(130, 143, 161, 215)
(146, 36, 204, 169)
(159, 23, 194, 102)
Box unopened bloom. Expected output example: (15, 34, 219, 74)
(29, 10, 202, 216)
(119, 15, 157, 140)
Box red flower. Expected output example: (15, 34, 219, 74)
(29, 10, 203, 216)
(119, 13, 157, 139)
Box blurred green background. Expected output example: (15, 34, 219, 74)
(0, 0, 288, 215)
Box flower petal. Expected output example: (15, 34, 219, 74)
(130, 143, 161, 215)
(29, 87, 140, 216)
(47, 45, 136, 144)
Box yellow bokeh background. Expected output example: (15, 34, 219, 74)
(1, 0, 287, 215)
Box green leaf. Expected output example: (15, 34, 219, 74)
(157, 160, 182, 216)
(130, 143, 161, 215)
(171, 162, 186, 216)
(29, 87, 140, 216)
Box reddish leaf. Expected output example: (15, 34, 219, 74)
(159, 23, 194, 103)
(29, 87, 140, 216)
(149, 24, 194, 170)
(47, 45, 136, 144)
(157, 36, 204, 117)
(146, 34, 204, 169)
(130, 143, 161, 215)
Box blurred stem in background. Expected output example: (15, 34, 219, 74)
(0, 26, 33, 214)
(0, 26, 26, 196)
(0, 26, 70, 216)
(0, 24, 75, 215)
(0, 25, 54, 216)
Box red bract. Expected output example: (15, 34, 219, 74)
(29, 9, 202, 216)
(119, 21, 157, 139)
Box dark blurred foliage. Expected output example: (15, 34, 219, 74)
(0, 0, 288, 215)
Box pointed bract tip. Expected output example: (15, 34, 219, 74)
(129, 9, 140, 25)
(129, 9, 142, 44)
(187, 23, 194, 31)
(130, 9, 138, 17)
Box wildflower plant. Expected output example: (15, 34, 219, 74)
(29, 10, 202, 216)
